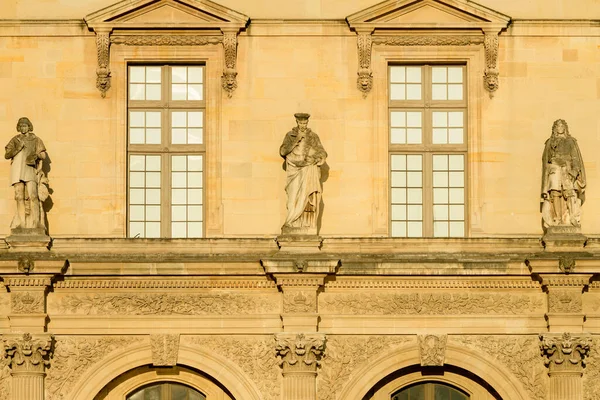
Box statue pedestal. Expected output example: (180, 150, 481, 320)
(276, 235, 322, 253)
(542, 226, 587, 252)
(5, 228, 51, 250)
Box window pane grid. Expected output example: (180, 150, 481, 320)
(390, 66, 422, 100)
(129, 66, 162, 101)
(171, 155, 203, 238)
(431, 66, 464, 101)
(391, 154, 423, 238)
(129, 111, 162, 145)
(391, 111, 422, 144)
(432, 154, 465, 238)
(128, 154, 161, 238)
(172, 66, 204, 101)
(171, 111, 204, 144)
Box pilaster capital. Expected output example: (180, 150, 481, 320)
(540, 332, 591, 375)
(275, 333, 326, 374)
(3, 333, 54, 373)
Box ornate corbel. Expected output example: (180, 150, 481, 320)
(356, 30, 373, 98)
(3, 332, 54, 373)
(483, 30, 500, 97)
(221, 29, 239, 98)
(418, 334, 447, 366)
(94, 29, 112, 98)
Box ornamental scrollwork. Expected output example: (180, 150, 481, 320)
(95, 30, 111, 98)
(540, 332, 591, 373)
(221, 31, 238, 98)
(356, 33, 373, 98)
(150, 334, 179, 366)
(372, 35, 483, 46)
(583, 336, 600, 400)
(275, 333, 326, 373)
(483, 31, 499, 97)
(3, 333, 54, 373)
(110, 35, 222, 46)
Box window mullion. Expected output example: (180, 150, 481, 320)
(423, 152, 433, 237)
(161, 150, 170, 238)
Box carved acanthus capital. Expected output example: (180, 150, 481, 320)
(94, 29, 112, 98)
(540, 332, 591, 374)
(275, 333, 325, 373)
(221, 30, 238, 98)
(150, 334, 179, 366)
(483, 30, 500, 97)
(3, 333, 54, 373)
(418, 334, 447, 366)
(356, 32, 373, 98)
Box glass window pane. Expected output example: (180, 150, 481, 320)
(390, 84, 405, 100)
(188, 111, 203, 127)
(146, 222, 160, 238)
(406, 129, 422, 144)
(145, 189, 160, 205)
(188, 189, 203, 204)
(433, 155, 448, 170)
(390, 66, 405, 83)
(188, 84, 203, 100)
(391, 204, 406, 220)
(146, 156, 161, 171)
(450, 222, 465, 237)
(172, 205, 187, 221)
(391, 221, 406, 237)
(391, 188, 406, 204)
(130, 189, 144, 204)
(188, 67, 203, 83)
(407, 188, 422, 203)
(448, 84, 463, 100)
(432, 112, 448, 127)
(406, 155, 421, 171)
(449, 171, 464, 187)
(130, 155, 145, 171)
(188, 156, 203, 172)
(172, 111, 187, 127)
(434, 204, 449, 220)
(172, 156, 187, 171)
(146, 205, 160, 221)
(172, 128, 187, 144)
(433, 171, 448, 187)
(434, 221, 449, 237)
(130, 172, 144, 187)
(146, 128, 161, 144)
(129, 111, 145, 127)
(450, 204, 464, 220)
(435, 384, 451, 400)
(391, 171, 406, 187)
(407, 205, 422, 220)
(172, 383, 188, 400)
(406, 67, 421, 83)
(449, 155, 464, 170)
(391, 128, 406, 144)
(129, 67, 145, 83)
(407, 171, 422, 187)
(448, 67, 463, 83)
(172, 222, 187, 238)
(146, 84, 161, 101)
(390, 111, 406, 127)
(146, 67, 161, 83)
(406, 84, 421, 100)
(188, 128, 203, 144)
(434, 188, 449, 203)
(391, 155, 406, 171)
(188, 222, 203, 238)
(432, 128, 448, 144)
(172, 67, 187, 83)
(448, 128, 463, 144)
(129, 128, 145, 144)
(172, 84, 187, 100)
(406, 112, 421, 127)
(129, 84, 145, 100)
(145, 172, 160, 188)
(172, 172, 187, 188)
(448, 111, 463, 127)
(407, 221, 422, 237)
(146, 111, 161, 127)
(432, 67, 447, 83)
(188, 205, 203, 221)
(449, 188, 464, 204)
(129, 222, 144, 238)
(130, 205, 144, 221)
(172, 189, 187, 204)
(432, 84, 447, 100)
(188, 172, 203, 187)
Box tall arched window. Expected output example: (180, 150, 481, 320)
(127, 382, 205, 400)
(392, 382, 469, 400)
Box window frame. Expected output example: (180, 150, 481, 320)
(391, 381, 469, 400)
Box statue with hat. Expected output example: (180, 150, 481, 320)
(5, 117, 49, 232)
(279, 113, 327, 235)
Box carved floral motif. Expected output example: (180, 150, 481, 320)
(548, 290, 582, 313)
(372, 35, 483, 46)
(583, 336, 600, 400)
(356, 33, 373, 97)
(151, 334, 179, 366)
(275, 333, 325, 373)
(184, 336, 281, 400)
(3, 333, 54, 373)
(283, 290, 317, 313)
(318, 335, 414, 400)
(11, 291, 45, 314)
(452, 336, 547, 400)
(320, 292, 543, 315)
(221, 31, 238, 98)
(45, 336, 138, 400)
(111, 35, 222, 46)
(95, 31, 111, 98)
(52, 293, 278, 315)
(0, 354, 10, 400)
(540, 332, 591, 373)
(418, 334, 447, 366)
(483, 32, 499, 96)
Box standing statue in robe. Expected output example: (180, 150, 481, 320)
(280, 113, 327, 234)
(5, 117, 49, 231)
(541, 119, 586, 230)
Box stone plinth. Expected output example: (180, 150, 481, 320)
(276, 235, 323, 253)
(5, 228, 51, 250)
(542, 227, 587, 252)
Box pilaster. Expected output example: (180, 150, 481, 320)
(541, 275, 590, 333)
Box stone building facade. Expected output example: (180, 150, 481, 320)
(0, 0, 599, 399)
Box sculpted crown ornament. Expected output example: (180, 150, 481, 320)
(275, 333, 326, 373)
(3, 333, 54, 372)
(540, 332, 591, 374)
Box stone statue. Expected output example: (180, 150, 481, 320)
(5, 117, 49, 232)
(541, 119, 586, 230)
(279, 113, 327, 235)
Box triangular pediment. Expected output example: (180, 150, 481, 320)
(347, 0, 510, 30)
(85, 0, 249, 30)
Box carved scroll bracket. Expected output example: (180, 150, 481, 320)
(356, 29, 374, 98)
(275, 333, 326, 375)
(540, 332, 591, 375)
(93, 28, 112, 98)
(3, 332, 54, 373)
(418, 334, 447, 366)
(221, 28, 239, 98)
(483, 29, 500, 98)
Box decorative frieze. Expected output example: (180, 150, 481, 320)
(283, 290, 317, 314)
(110, 35, 222, 46)
(54, 279, 275, 290)
(275, 333, 326, 374)
(325, 279, 541, 290)
(3, 333, 54, 373)
(51, 293, 278, 315)
(372, 35, 484, 46)
(150, 334, 179, 367)
(548, 290, 583, 314)
(418, 334, 447, 366)
(320, 292, 543, 315)
(11, 291, 45, 314)
(540, 333, 591, 374)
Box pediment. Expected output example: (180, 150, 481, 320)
(347, 0, 510, 31)
(85, 0, 249, 30)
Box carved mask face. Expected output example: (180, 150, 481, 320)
(486, 75, 499, 91)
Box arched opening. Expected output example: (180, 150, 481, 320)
(127, 382, 205, 400)
(392, 381, 469, 400)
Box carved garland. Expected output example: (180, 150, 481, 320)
(356, 32, 500, 97)
(93, 30, 239, 98)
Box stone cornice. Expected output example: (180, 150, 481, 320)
(54, 278, 276, 290)
(326, 278, 541, 290)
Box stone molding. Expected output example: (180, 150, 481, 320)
(540, 332, 591, 374)
(275, 333, 326, 373)
(372, 34, 484, 46)
(542, 276, 591, 288)
(274, 276, 327, 288)
(418, 334, 447, 366)
(3, 333, 54, 373)
(54, 279, 276, 289)
(150, 334, 179, 366)
(110, 34, 222, 46)
(325, 279, 541, 289)
(3, 277, 52, 287)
